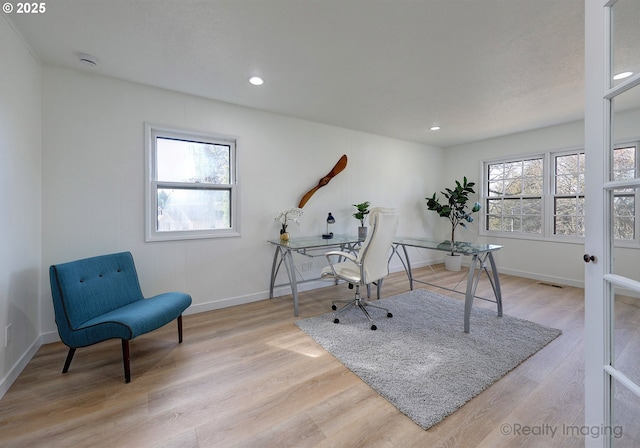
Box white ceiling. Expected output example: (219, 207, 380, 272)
(7, 0, 586, 148)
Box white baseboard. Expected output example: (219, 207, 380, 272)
(4, 258, 581, 401)
(0, 337, 41, 400)
(495, 266, 584, 289)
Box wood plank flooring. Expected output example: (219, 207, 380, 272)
(0, 265, 608, 447)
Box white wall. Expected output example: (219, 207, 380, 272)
(0, 16, 42, 397)
(40, 66, 445, 338)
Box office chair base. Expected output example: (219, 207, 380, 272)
(332, 290, 392, 330)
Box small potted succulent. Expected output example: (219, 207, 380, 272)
(426, 177, 481, 271)
(352, 201, 370, 240)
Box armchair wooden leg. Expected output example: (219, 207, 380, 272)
(62, 347, 76, 373)
(121, 339, 131, 383)
(177, 315, 183, 343)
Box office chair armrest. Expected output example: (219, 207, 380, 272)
(323, 250, 360, 279)
(324, 250, 357, 263)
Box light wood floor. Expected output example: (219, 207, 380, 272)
(0, 265, 595, 447)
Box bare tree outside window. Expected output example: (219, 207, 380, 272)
(483, 144, 637, 241)
(486, 158, 543, 234)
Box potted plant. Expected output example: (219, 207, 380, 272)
(426, 177, 481, 271)
(274, 207, 303, 241)
(352, 201, 370, 240)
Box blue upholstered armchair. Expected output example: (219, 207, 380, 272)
(49, 251, 192, 383)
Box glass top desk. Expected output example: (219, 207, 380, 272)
(268, 235, 362, 317)
(269, 235, 503, 333)
(392, 237, 503, 333)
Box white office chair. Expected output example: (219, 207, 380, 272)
(321, 207, 399, 330)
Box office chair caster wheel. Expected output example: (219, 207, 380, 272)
(387, 312, 393, 318)
(331, 304, 337, 311)
(371, 324, 377, 330)
(334, 318, 339, 324)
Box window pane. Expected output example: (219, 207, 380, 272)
(611, 0, 640, 88)
(612, 189, 636, 240)
(613, 146, 636, 181)
(487, 199, 502, 215)
(503, 217, 521, 232)
(488, 163, 503, 180)
(522, 216, 542, 234)
(522, 178, 543, 195)
(556, 154, 579, 175)
(504, 161, 523, 178)
(157, 137, 231, 184)
(487, 215, 502, 231)
(614, 217, 635, 240)
(555, 197, 578, 215)
(555, 216, 578, 236)
(488, 180, 504, 196)
(157, 187, 231, 231)
(523, 158, 543, 174)
(611, 379, 640, 446)
(556, 174, 580, 195)
(502, 198, 520, 215)
(504, 178, 522, 196)
(522, 198, 542, 214)
(577, 196, 585, 215)
(614, 194, 635, 216)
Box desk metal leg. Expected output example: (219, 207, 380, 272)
(486, 252, 503, 316)
(392, 243, 413, 290)
(270, 246, 300, 317)
(269, 245, 281, 299)
(464, 252, 503, 332)
(464, 255, 480, 333)
(279, 247, 300, 317)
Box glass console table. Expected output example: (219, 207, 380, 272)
(392, 237, 503, 333)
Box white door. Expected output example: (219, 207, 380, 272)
(585, 1, 640, 447)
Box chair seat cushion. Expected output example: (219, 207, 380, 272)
(321, 263, 362, 284)
(79, 292, 192, 342)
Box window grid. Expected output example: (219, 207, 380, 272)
(481, 142, 639, 242)
(553, 152, 585, 237)
(485, 158, 544, 235)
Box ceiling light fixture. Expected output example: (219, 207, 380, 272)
(430, 126, 441, 131)
(249, 76, 264, 86)
(77, 52, 98, 67)
(613, 71, 633, 80)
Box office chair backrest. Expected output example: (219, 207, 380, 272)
(358, 207, 399, 283)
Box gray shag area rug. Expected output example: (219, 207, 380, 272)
(295, 289, 562, 430)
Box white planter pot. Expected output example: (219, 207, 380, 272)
(444, 254, 462, 271)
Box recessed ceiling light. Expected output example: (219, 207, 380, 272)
(430, 126, 441, 131)
(249, 76, 264, 86)
(613, 71, 633, 80)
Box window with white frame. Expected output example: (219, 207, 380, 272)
(485, 157, 544, 234)
(481, 142, 638, 242)
(145, 124, 239, 241)
(553, 151, 585, 237)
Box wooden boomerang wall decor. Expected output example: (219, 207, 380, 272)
(297, 154, 348, 208)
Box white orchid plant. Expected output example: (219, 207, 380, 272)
(275, 208, 303, 234)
